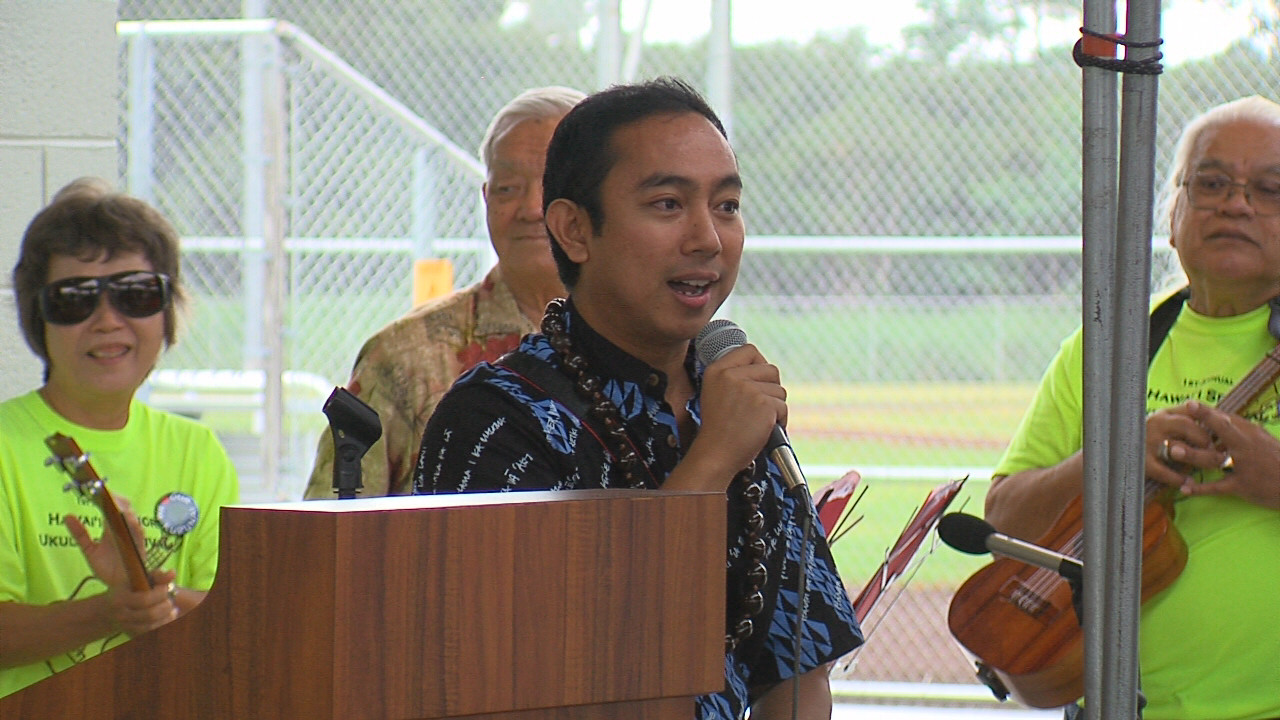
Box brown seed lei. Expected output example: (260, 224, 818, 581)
(542, 298, 649, 489)
(540, 298, 769, 653)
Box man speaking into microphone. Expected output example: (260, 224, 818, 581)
(413, 77, 861, 720)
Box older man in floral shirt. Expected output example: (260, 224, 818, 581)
(304, 86, 583, 498)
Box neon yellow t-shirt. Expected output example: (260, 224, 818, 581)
(0, 390, 240, 698)
(995, 301, 1280, 720)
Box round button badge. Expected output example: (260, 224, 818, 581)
(155, 492, 200, 536)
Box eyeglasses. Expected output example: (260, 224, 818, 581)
(1182, 172, 1280, 216)
(39, 270, 172, 326)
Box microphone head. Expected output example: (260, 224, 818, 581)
(323, 387, 382, 446)
(695, 318, 747, 366)
(937, 512, 996, 555)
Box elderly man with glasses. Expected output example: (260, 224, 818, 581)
(983, 95, 1280, 718)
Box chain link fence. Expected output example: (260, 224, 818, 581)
(113, 0, 1277, 701)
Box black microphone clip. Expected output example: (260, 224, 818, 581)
(322, 386, 382, 499)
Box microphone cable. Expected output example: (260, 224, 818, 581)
(788, 485, 814, 720)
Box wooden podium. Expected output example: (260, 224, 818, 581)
(0, 490, 725, 719)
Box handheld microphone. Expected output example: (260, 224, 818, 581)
(694, 319, 808, 498)
(938, 512, 1083, 584)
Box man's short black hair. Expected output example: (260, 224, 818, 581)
(542, 76, 727, 289)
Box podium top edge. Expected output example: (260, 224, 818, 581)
(234, 488, 723, 513)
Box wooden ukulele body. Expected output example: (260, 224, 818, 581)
(946, 494, 1187, 708)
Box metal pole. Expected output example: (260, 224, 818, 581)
(241, 1, 266, 377)
(125, 32, 155, 202)
(241, 0, 274, 490)
(1101, 0, 1161, 716)
(708, 0, 732, 140)
(260, 30, 287, 498)
(621, 0, 652, 82)
(1079, 0, 1119, 714)
(412, 147, 439, 260)
(708, 0, 733, 321)
(596, 0, 622, 88)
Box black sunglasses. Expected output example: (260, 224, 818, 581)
(38, 270, 173, 326)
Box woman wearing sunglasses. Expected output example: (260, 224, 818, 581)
(0, 178, 239, 698)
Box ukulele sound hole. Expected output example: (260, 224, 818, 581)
(999, 577, 1055, 620)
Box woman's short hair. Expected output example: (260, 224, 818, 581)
(13, 177, 186, 366)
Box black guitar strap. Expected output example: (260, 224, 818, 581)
(1147, 287, 1190, 365)
(496, 350, 660, 487)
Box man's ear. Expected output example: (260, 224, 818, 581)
(1168, 194, 1186, 250)
(546, 198, 591, 264)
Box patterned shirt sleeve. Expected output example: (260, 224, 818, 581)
(733, 469, 862, 699)
(414, 368, 579, 494)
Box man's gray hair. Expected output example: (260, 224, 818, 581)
(478, 86, 586, 170)
(1158, 95, 1280, 228)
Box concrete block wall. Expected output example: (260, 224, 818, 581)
(0, 0, 118, 395)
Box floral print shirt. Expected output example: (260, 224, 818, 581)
(304, 266, 537, 498)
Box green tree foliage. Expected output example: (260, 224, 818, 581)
(907, 0, 1008, 63)
(741, 55, 1082, 237)
(905, 0, 1079, 63)
(116, 0, 1278, 242)
(1218, 0, 1280, 53)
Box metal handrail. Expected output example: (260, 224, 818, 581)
(116, 18, 484, 179)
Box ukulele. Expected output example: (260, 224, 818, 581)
(45, 433, 152, 592)
(946, 344, 1280, 709)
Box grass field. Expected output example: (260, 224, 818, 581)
(161, 284, 1050, 590)
(787, 382, 1033, 465)
(812, 474, 995, 593)
(161, 376, 1038, 592)
(163, 290, 1081, 386)
(785, 381, 1038, 589)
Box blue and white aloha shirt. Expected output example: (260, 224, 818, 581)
(414, 298, 862, 719)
